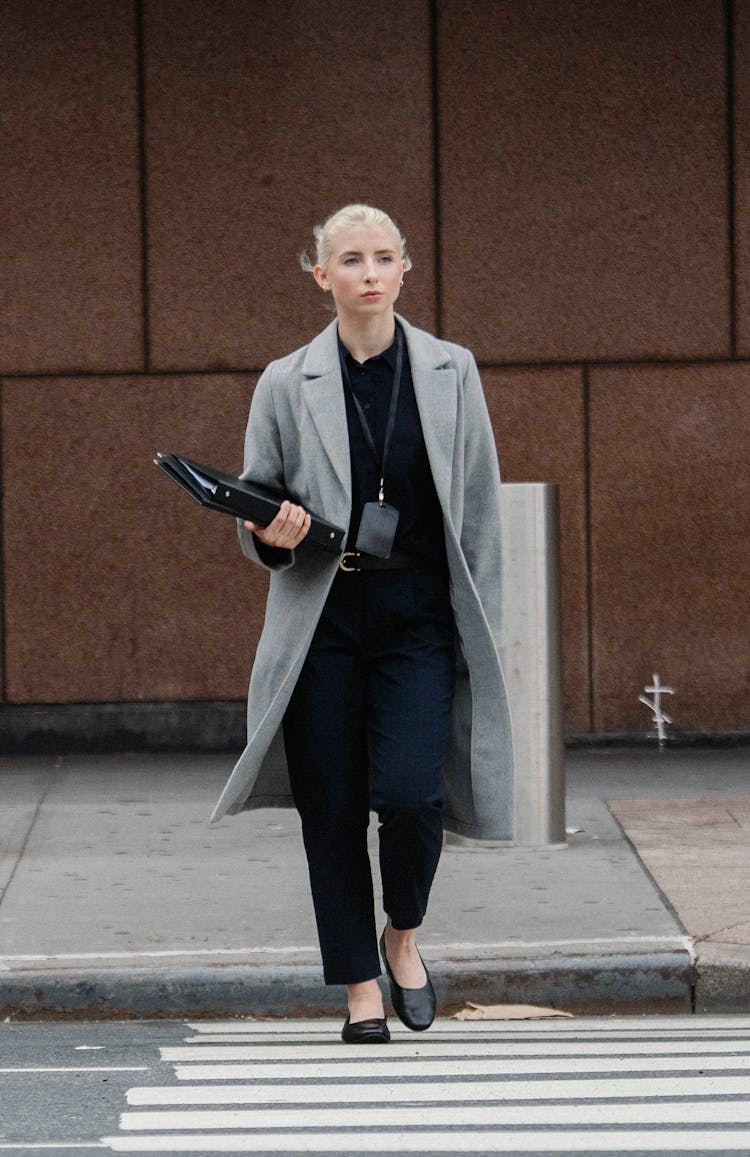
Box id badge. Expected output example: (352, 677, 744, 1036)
(355, 502, 400, 559)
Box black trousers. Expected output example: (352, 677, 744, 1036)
(282, 566, 455, 985)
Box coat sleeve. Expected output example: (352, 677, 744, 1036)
(458, 348, 504, 644)
(236, 361, 296, 573)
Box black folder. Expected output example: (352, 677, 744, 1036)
(154, 453, 346, 555)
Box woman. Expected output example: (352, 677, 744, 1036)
(211, 204, 514, 1043)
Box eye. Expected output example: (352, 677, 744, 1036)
(343, 257, 359, 265)
(379, 255, 393, 263)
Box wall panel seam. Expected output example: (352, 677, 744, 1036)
(0, 370, 265, 381)
(3, 357, 750, 383)
(430, 0, 442, 336)
(726, 0, 738, 359)
(135, 0, 151, 373)
(582, 364, 594, 734)
(0, 376, 6, 701)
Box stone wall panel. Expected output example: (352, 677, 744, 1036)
(144, 0, 436, 370)
(589, 363, 750, 732)
(2, 377, 261, 702)
(0, 0, 142, 373)
(439, 0, 730, 363)
(735, 0, 750, 355)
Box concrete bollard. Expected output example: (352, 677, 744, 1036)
(500, 483, 566, 846)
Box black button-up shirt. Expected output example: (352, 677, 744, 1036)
(338, 328, 447, 570)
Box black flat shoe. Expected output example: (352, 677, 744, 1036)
(379, 929, 436, 1032)
(341, 1015, 391, 1044)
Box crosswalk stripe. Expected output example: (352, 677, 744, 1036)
(125, 1075, 750, 1105)
(164, 1045, 750, 1059)
(0, 1067, 148, 1074)
(177, 1036, 750, 1055)
(102, 1018, 750, 1155)
(186, 1022, 750, 1041)
(182, 1036, 750, 1055)
(119, 1103, 750, 1130)
(171, 1054, 750, 1080)
(0, 1145, 106, 1151)
(101, 1128, 750, 1152)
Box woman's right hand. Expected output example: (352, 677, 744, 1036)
(245, 501, 311, 550)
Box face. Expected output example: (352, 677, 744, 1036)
(313, 224, 406, 323)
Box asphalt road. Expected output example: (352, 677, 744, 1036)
(3, 1015, 750, 1154)
(0, 1019, 185, 1153)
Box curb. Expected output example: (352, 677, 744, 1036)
(694, 944, 750, 1013)
(0, 951, 694, 1020)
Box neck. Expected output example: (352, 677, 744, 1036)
(337, 312, 396, 363)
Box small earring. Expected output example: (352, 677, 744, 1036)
(399, 278, 404, 287)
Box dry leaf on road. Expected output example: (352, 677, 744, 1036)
(452, 1001, 573, 1020)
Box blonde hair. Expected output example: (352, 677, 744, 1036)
(300, 203, 412, 272)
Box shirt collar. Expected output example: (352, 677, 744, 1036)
(337, 327, 399, 370)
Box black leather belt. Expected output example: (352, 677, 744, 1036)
(338, 549, 422, 573)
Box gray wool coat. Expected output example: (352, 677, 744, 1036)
(210, 314, 515, 839)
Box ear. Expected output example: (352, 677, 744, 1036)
(313, 264, 329, 292)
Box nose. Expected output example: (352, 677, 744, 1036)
(363, 259, 378, 280)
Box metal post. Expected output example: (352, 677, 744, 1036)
(500, 483, 566, 846)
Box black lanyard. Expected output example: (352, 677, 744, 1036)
(339, 327, 404, 506)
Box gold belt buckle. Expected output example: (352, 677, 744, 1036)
(339, 551, 361, 572)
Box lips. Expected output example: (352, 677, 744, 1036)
(361, 292, 382, 299)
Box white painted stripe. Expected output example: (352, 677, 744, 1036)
(176, 1038, 750, 1056)
(0, 947, 318, 964)
(0, 934, 693, 966)
(100, 1128, 750, 1152)
(0, 1145, 105, 1151)
(170, 1054, 750, 1077)
(186, 1032, 750, 1041)
(182, 1034, 750, 1050)
(0, 1067, 149, 1074)
(119, 1102, 750, 1130)
(160, 1041, 750, 1059)
(183, 1029, 750, 1046)
(126, 1075, 750, 1105)
(184, 1017, 750, 1033)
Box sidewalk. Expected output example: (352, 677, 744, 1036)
(1, 746, 748, 1019)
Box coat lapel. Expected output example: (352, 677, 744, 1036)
(399, 316, 458, 514)
(300, 319, 351, 509)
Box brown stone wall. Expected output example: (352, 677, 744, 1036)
(438, 0, 730, 364)
(0, 1, 143, 374)
(0, 1, 747, 736)
(589, 363, 750, 732)
(1, 376, 261, 703)
(143, 0, 437, 370)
